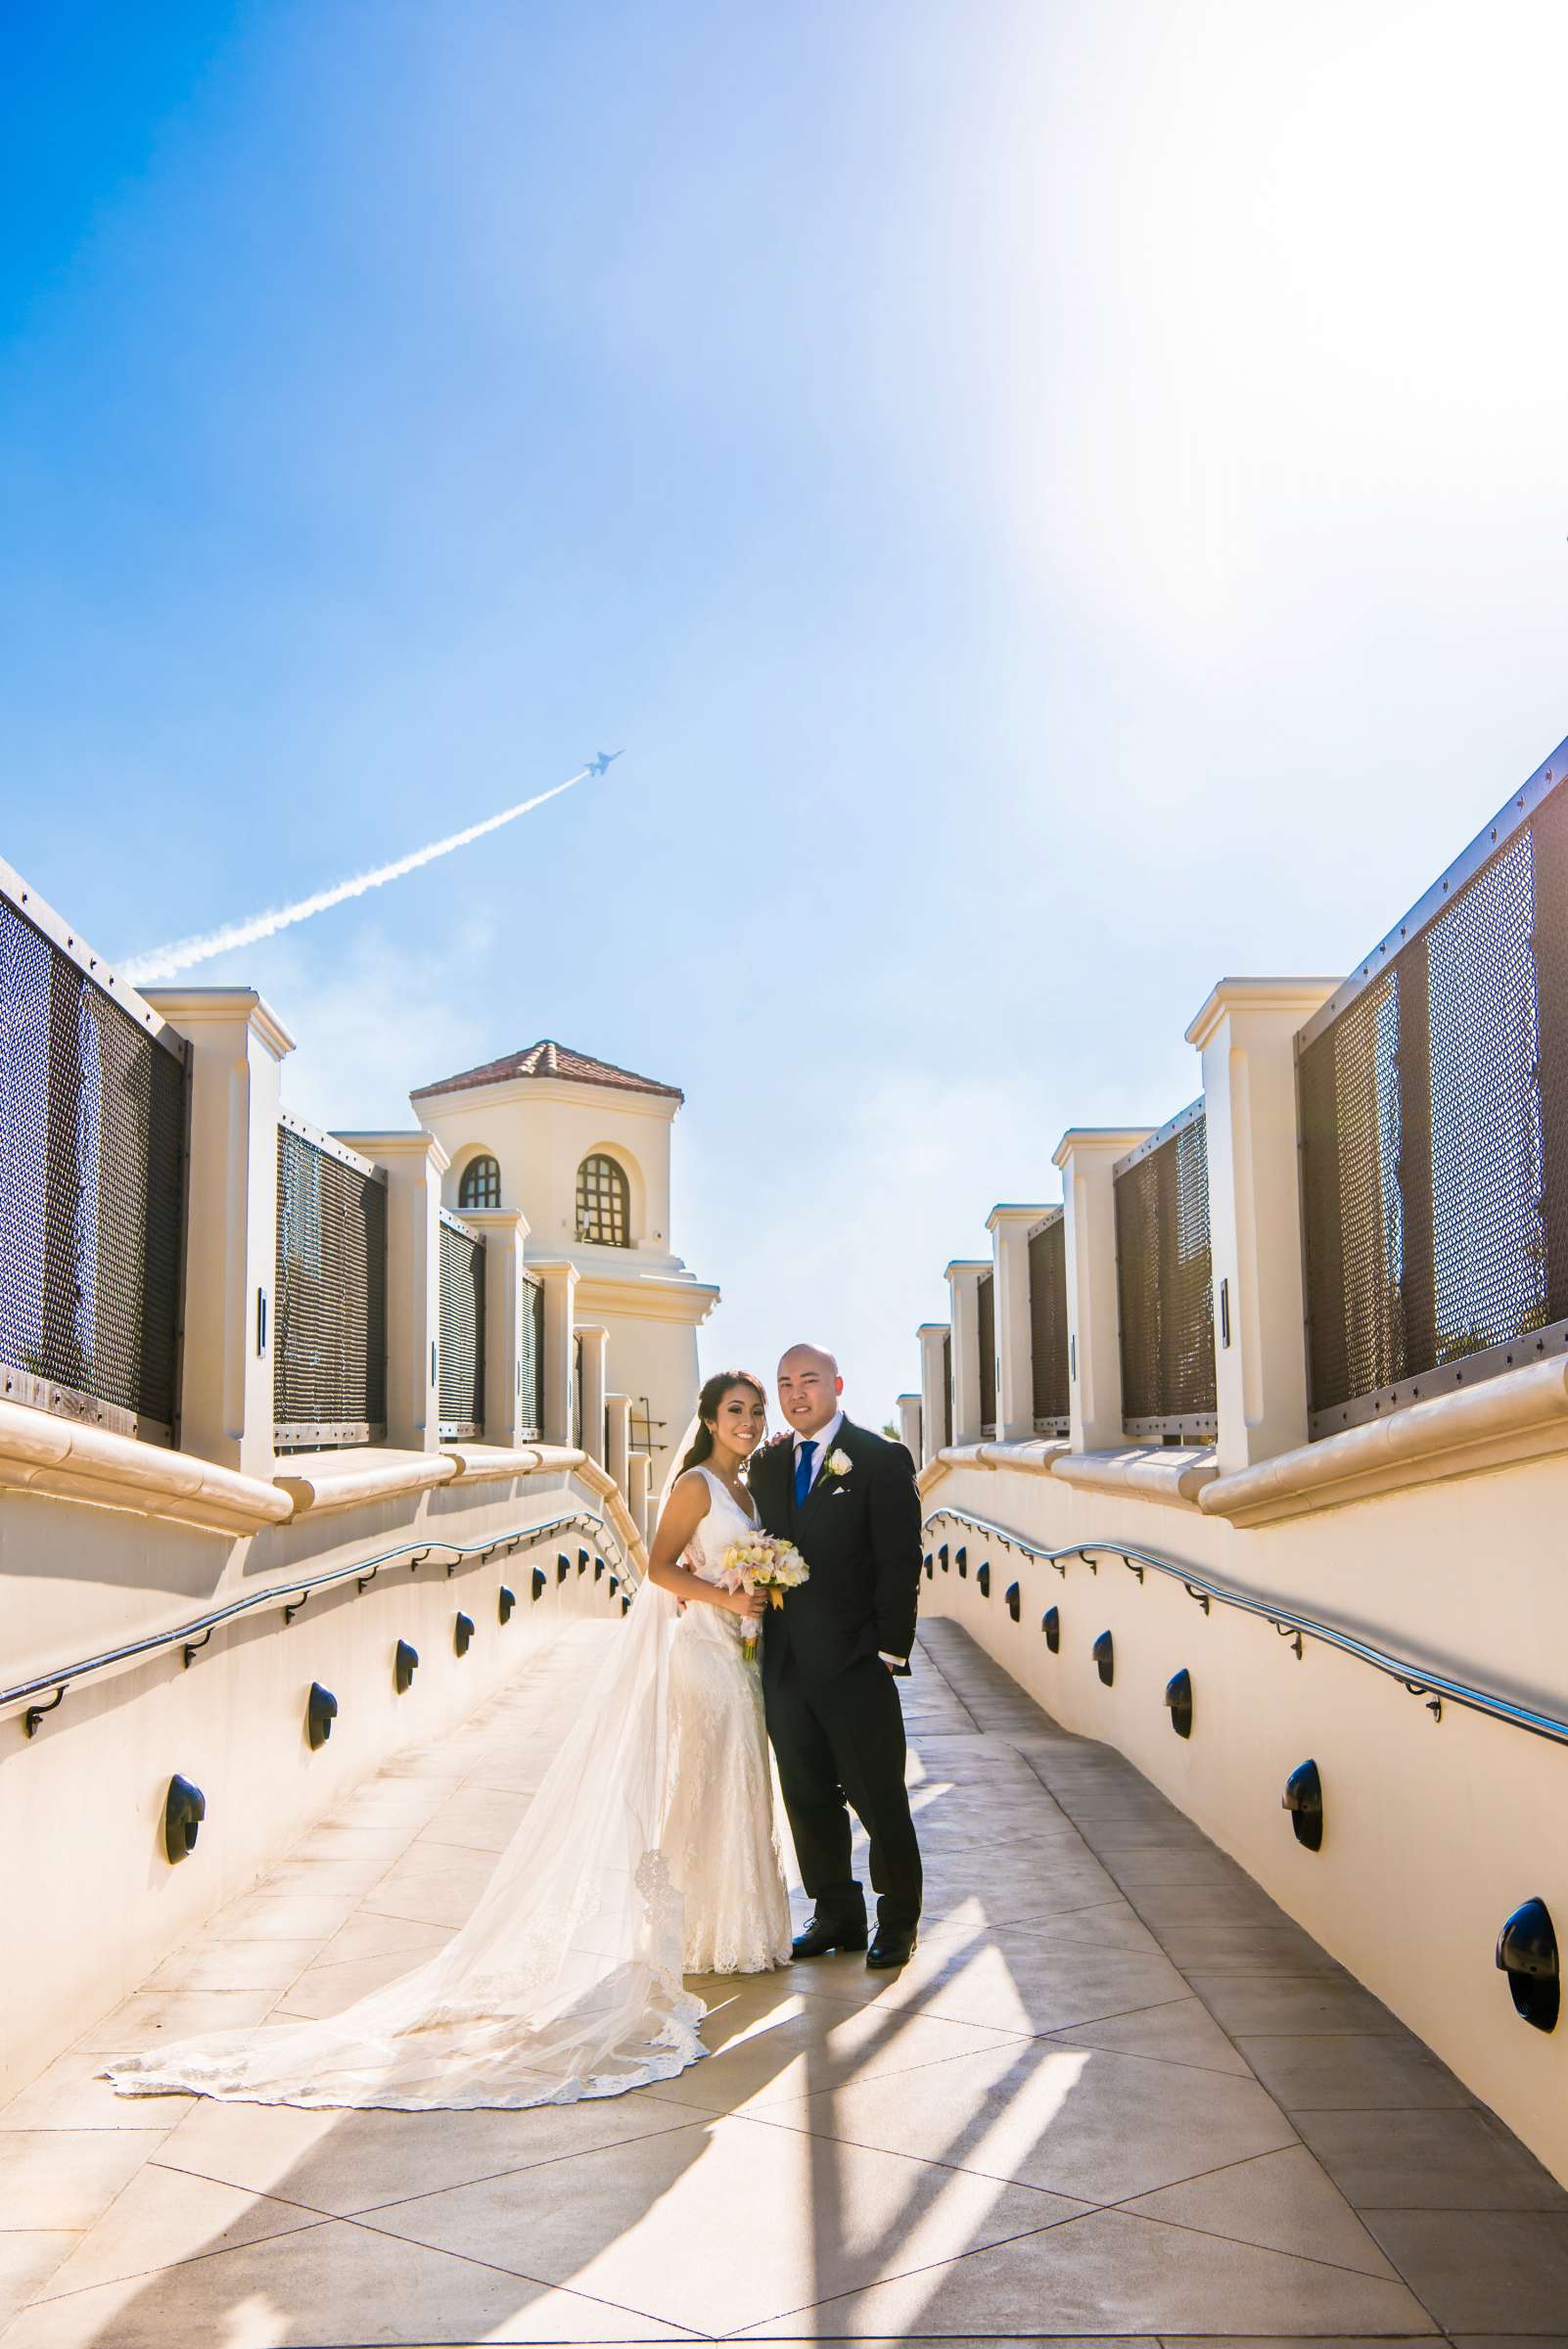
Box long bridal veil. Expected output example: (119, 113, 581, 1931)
(103, 1475, 708, 2110)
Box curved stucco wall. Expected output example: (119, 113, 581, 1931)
(916, 1448, 1568, 2188)
(1, 1462, 640, 2105)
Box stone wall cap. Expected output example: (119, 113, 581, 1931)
(334, 1128, 451, 1174)
(141, 986, 297, 1060)
(440, 1444, 545, 1481)
(0, 1398, 292, 1534)
(1051, 1446, 1220, 1509)
(275, 1448, 458, 1515)
(1052, 1127, 1156, 1170)
(986, 1201, 1055, 1231)
(1202, 1354, 1568, 1527)
(1184, 976, 1342, 1050)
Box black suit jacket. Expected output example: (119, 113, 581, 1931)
(749, 1417, 922, 1686)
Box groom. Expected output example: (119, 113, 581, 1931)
(748, 1344, 923, 1968)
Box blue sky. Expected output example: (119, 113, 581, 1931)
(4, 1, 1567, 1425)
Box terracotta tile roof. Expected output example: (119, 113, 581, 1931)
(411, 1038, 683, 1103)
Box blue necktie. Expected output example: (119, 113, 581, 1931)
(793, 1439, 817, 1508)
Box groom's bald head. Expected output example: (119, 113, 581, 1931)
(777, 1344, 843, 1436)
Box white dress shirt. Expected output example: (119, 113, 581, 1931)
(793, 1410, 906, 1669)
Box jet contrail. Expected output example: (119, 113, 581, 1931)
(124, 767, 592, 984)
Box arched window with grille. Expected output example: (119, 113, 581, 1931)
(576, 1152, 630, 1247)
(458, 1154, 501, 1212)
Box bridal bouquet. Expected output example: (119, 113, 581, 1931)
(719, 1535, 809, 1664)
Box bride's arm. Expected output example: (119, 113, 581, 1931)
(646, 1474, 766, 1619)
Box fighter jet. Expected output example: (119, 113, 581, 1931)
(586, 750, 623, 778)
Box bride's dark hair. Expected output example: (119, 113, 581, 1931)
(680, 1370, 767, 1475)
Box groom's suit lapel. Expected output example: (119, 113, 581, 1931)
(795, 1418, 855, 1523)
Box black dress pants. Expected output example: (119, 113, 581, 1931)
(765, 1653, 922, 1934)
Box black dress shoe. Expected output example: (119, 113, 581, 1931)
(865, 1925, 917, 1969)
(791, 1916, 868, 1959)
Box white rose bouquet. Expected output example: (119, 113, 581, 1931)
(718, 1534, 809, 1664)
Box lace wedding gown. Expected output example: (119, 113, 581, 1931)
(101, 1469, 790, 2110)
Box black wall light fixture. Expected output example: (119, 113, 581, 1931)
(1497, 1898, 1559, 2032)
(976, 1560, 990, 1597)
(1093, 1630, 1114, 1685)
(1005, 1581, 1020, 1623)
(394, 1639, 419, 1692)
(1283, 1758, 1323, 1850)
(164, 1773, 206, 1864)
(306, 1682, 339, 1749)
(1164, 1667, 1193, 1737)
(531, 1565, 546, 1602)
(498, 1585, 516, 1624)
(1043, 1605, 1060, 1652)
(454, 1611, 475, 1656)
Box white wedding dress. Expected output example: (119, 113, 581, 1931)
(102, 1468, 791, 2110)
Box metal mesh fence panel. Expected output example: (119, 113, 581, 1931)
(1300, 774, 1568, 1431)
(0, 883, 187, 1439)
(977, 1268, 996, 1432)
(519, 1267, 544, 1439)
(1029, 1214, 1070, 1428)
(1114, 1103, 1218, 1435)
(438, 1212, 484, 1438)
(274, 1120, 387, 1446)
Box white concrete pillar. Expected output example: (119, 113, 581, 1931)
(337, 1130, 447, 1452)
(141, 988, 294, 1483)
(531, 1260, 578, 1448)
(896, 1392, 922, 1461)
(576, 1322, 608, 1465)
(1053, 1128, 1152, 1452)
(627, 1449, 652, 1544)
(457, 1207, 530, 1450)
(945, 1261, 989, 1448)
(917, 1323, 949, 1465)
(606, 1392, 632, 1499)
(988, 1203, 1050, 1444)
(1186, 977, 1338, 1475)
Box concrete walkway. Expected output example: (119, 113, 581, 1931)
(3, 1620, 1566, 2346)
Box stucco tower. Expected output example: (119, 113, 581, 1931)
(410, 1039, 717, 1490)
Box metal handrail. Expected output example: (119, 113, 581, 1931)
(922, 1503, 1568, 1750)
(5, 1506, 630, 1737)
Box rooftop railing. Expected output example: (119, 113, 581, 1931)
(437, 1208, 485, 1441)
(520, 1266, 544, 1444)
(1113, 1098, 1218, 1442)
(274, 1112, 388, 1451)
(1028, 1209, 1069, 1434)
(1298, 747, 1568, 1436)
(977, 1265, 996, 1437)
(0, 860, 188, 1445)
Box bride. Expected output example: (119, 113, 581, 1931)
(102, 1370, 793, 2110)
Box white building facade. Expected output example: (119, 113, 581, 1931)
(411, 1039, 717, 1493)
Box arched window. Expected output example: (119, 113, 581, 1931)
(458, 1154, 501, 1212)
(576, 1153, 630, 1247)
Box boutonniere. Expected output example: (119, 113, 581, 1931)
(826, 1449, 853, 1480)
